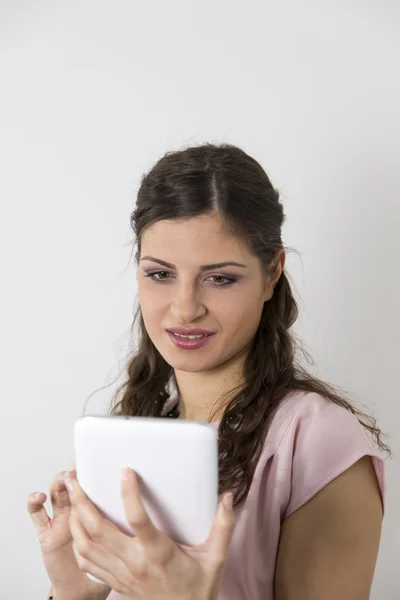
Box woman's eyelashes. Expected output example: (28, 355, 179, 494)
(143, 270, 238, 288)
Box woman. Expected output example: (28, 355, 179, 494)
(29, 143, 389, 600)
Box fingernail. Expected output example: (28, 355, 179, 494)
(121, 467, 132, 481)
(64, 476, 74, 492)
(223, 492, 233, 510)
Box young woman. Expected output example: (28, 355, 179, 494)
(29, 143, 389, 600)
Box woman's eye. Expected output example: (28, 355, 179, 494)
(145, 271, 171, 281)
(209, 275, 236, 287)
(144, 271, 236, 287)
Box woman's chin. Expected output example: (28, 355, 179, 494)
(162, 349, 218, 373)
(168, 359, 214, 373)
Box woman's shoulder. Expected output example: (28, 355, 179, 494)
(273, 388, 337, 419)
(263, 390, 386, 518)
(265, 389, 383, 457)
(265, 390, 335, 442)
(267, 388, 371, 439)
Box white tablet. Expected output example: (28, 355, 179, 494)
(73, 415, 218, 584)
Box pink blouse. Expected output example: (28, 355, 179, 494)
(107, 390, 386, 600)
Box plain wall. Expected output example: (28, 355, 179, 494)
(0, 0, 398, 596)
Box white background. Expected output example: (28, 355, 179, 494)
(0, 1, 398, 596)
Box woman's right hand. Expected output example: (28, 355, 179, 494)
(27, 469, 111, 600)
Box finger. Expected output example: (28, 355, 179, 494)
(64, 471, 112, 543)
(69, 511, 134, 593)
(65, 468, 168, 579)
(64, 471, 135, 551)
(49, 471, 72, 519)
(27, 492, 51, 533)
(121, 468, 173, 565)
(206, 493, 235, 568)
(27, 469, 76, 533)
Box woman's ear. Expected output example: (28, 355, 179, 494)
(263, 250, 286, 300)
(272, 249, 286, 287)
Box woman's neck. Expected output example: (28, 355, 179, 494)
(173, 360, 245, 422)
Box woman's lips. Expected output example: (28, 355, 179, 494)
(167, 330, 215, 350)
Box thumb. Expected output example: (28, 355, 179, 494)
(207, 493, 235, 568)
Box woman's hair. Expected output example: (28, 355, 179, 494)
(108, 142, 391, 506)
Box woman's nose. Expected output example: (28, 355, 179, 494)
(170, 287, 205, 322)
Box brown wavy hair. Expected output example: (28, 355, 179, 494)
(106, 142, 391, 507)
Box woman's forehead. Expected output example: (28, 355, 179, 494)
(140, 215, 250, 257)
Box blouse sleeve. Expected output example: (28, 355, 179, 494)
(284, 400, 386, 519)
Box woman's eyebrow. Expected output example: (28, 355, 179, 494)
(140, 256, 247, 270)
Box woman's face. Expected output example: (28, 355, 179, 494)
(137, 212, 284, 374)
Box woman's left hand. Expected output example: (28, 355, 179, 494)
(64, 468, 235, 600)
